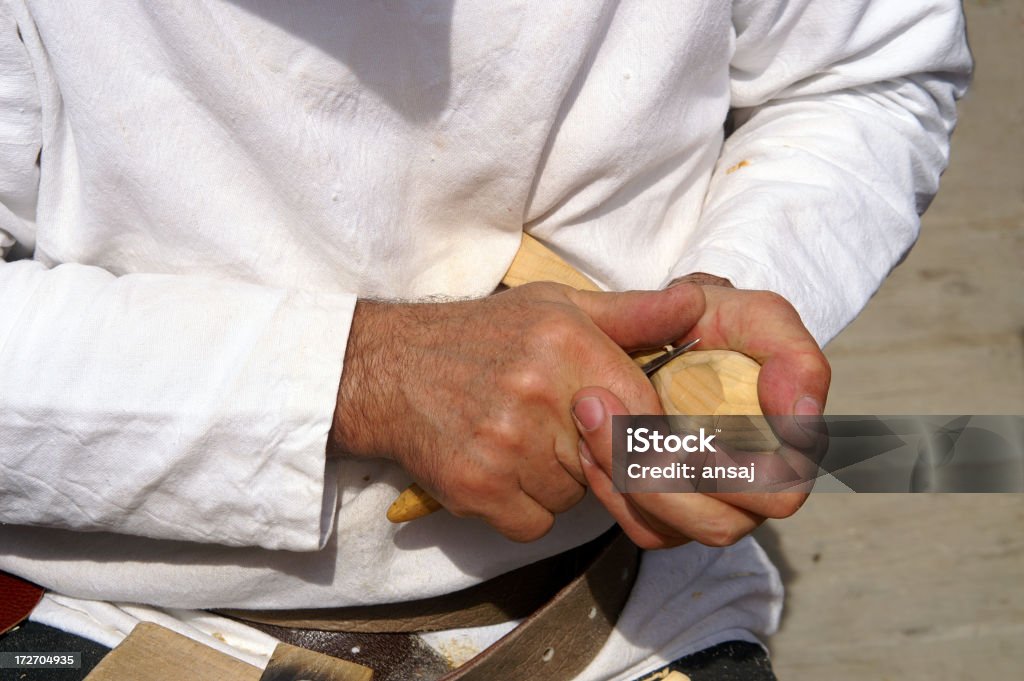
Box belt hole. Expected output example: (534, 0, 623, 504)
(542, 647, 555, 662)
(351, 646, 361, 654)
(588, 606, 597, 619)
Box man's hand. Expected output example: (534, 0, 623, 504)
(573, 277, 830, 550)
(330, 281, 705, 542)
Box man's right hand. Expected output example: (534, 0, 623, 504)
(329, 281, 705, 542)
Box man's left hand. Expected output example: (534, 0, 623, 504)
(571, 277, 830, 550)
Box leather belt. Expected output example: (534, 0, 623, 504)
(2, 530, 638, 681)
(224, 528, 639, 681)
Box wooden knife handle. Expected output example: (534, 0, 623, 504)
(386, 234, 763, 523)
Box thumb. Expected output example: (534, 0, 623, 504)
(571, 387, 678, 549)
(571, 387, 625, 478)
(567, 284, 705, 351)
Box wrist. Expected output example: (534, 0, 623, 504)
(329, 299, 404, 460)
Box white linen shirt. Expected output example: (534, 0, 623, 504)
(0, 1, 969, 677)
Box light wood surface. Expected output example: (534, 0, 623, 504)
(385, 482, 441, 523)
(84, 623, 262, 681)
(502, 233, 600, 292)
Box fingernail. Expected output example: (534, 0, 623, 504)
(793, 395, 823, 438)
(794, 396, 822, 417)
(572, 396, 605, 432)
(578, 439, 595, 466)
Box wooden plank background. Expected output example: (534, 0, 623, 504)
(758, 2, 1024, 678)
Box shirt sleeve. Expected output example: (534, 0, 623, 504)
(0, 5, 353, 552)
(670, 0, 972, 344)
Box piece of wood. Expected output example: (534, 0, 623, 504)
(501, 233, 600, 292)
(650, 350, 760, 415)
(83, 622, 375, 681)
(84, 622, 262, 681)
(387, 233, 763, 522)
(650, 350, 776, 452)
(386, 482, 442, 522)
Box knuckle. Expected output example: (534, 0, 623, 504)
(754, 289, 794, 314)
(531, 313, 578, 353)
(515, 280, 564, 299)
(625, 526, 689, 550)
(816, 354, 832, 386)
(445, 470, 514, 519)
(605, 369, 660, 415)
(554, 436, 586, 484)
(699, 518, 746, 548)
(478, 412, 522, 450)
(499, 365, 551, 402)
(630, 533, 672, 551)
(763, 493, 807, 519)
(547, 483, 587, 514)
(507, 515, 555, 543)
(456, 466, 504, 502)
(793, 349, 831, 389)
(440, 481, 482, 518)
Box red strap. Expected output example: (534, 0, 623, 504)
(0, 571, 45, 635)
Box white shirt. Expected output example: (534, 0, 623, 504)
(0, 1, 970, 678)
